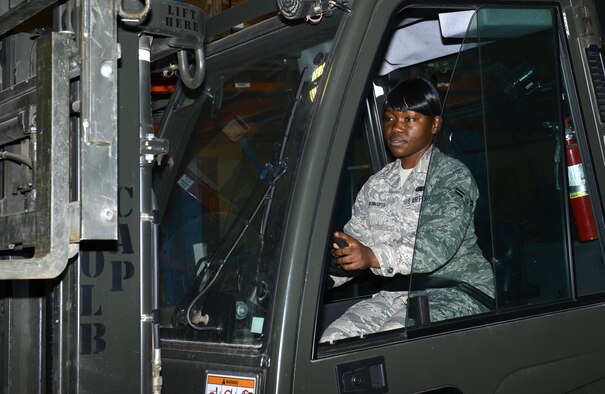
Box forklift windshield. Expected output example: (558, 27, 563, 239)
(154, 15, 341, 346)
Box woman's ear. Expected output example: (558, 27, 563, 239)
(431, 115, 442, 135)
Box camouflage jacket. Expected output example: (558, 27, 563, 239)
(343, 147, 494, 297)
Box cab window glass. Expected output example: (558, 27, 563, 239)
(407, 7, 571, 330)
(319, 5, 605, 347)
(407, 6, 605, 327)
(409, 6, 605, 330)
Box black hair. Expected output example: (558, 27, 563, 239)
(385, 77, 443, 117)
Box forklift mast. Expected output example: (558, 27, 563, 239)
(0, 0, 208, 392)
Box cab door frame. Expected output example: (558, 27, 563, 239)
(279, 0, 605, 393)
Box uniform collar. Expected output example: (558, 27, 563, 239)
(385, 146, 436, 188)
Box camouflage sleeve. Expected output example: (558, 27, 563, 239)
(412, 165, 477, 273)
(328, 181, 373, 288)
(358, 174, 417, 277)
(369, 233, 415, 277)
(343, 180, 373, 246)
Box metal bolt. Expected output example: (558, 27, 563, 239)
(100, 61, 113, 78)
(101, 208, 115, 222)
(72, 100, 81, 113)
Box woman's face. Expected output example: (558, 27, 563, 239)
(383, 107, 441, 169)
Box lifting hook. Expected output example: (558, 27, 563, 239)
(177, 47, 205, 90)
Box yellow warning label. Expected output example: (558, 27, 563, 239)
(206, 373, 256, 394)
(570, 191, 588, 199)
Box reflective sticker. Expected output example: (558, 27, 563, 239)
(206, 373, 256, 394)
(177, 173, 194, 191)
(138, 48, 150, 62)
(251, 317, 264, 334)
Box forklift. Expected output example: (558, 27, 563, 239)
(2, 0, 605, 392)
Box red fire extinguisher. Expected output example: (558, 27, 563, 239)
(564, 117, 598, 242)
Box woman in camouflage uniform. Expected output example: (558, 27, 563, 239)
(321, 78, 494, 343)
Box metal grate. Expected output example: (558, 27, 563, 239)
(586, 45, 605, 122)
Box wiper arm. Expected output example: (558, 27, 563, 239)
(260, 66, 309, 235)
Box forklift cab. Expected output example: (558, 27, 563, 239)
(2, 0, 605, 392)
(155, 1, 605, 392)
